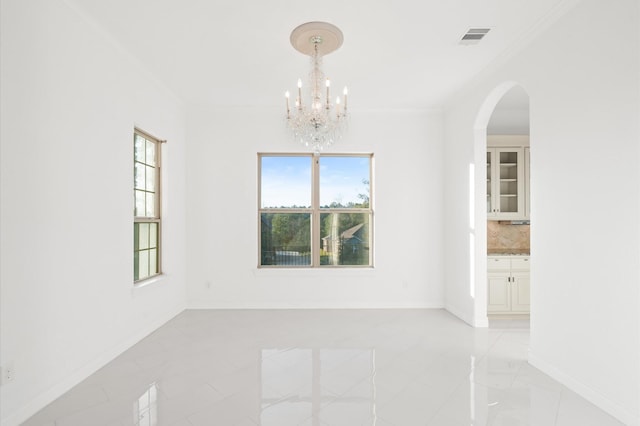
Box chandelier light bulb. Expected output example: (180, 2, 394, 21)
(284, 22, 348, 152)
(325, 78, 331, 108)
(285, 91, 290, 117)
(343, 86, 348, 110)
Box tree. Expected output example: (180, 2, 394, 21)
(270, 213, 310, 250)
(356, 178, 370, 208)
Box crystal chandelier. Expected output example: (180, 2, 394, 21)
(285, 22, 348, 152)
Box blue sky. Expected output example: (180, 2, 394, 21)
(261, 156, 369, 208)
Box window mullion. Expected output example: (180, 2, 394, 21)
(312, 154, 321, 267)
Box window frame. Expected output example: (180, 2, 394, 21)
(134, 128, 162, 283)
(258, 153, 374, 268)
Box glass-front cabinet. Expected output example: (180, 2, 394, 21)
(487, 147, 525, 219)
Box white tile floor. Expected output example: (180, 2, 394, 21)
(23, 309, 623, 426)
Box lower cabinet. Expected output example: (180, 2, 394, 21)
(487, 256, 530, 314)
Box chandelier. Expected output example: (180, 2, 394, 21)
(285, 22, 348, 152)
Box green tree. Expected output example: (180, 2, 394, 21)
(356, 178, 370, 208)
(270, 213, 310, 250)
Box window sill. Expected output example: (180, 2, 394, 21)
(133, 274, 165, 291)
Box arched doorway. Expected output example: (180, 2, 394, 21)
(473, 82, 530, 324)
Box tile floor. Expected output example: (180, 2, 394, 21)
(23, 309, 623, 426)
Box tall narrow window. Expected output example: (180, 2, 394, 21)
(259, 154, 373, 268)
(134, 129, 161, 282)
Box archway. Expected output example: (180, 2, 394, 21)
(472, 82, 530, 324)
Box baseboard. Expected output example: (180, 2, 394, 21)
(488, 314, 530, 320)
(187, 302, 446, 310)
(528, 351, 639, 426)
(1, 303, 186, 426)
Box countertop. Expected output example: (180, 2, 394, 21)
(487, 250, 530, 256)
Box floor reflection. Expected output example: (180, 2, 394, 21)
(134, 382, 158, 426)
(20, 311, 624, 426)
(261, 348, 376, 425)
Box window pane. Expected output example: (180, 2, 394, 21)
(149, 223, 157, 248)
(134, 163, 146, 190)
(135, 191, 146, 217)
(319, 157, 370, 208)
(261, 156, 311, 208)
(145, 140, 155, 166)
(320, 213, 370, 266)
(135, 135, 145, 162)
(138, 250, 149, 279)
(139, 223, 150, 250)
(145, 193, 155, 217)
(260, 213, 311, 266)
(149, 248, 157, 275)
(145, 166, 155, 192)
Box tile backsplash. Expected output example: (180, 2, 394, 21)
(487, 221, 530, 253)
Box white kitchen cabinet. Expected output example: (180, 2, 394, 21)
(487, 148, 525, 220)
(487, 256, 530, 314)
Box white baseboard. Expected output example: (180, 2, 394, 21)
(187, 302, 446, 310)
(528, 351, 639, 426)
(1, 303, 186, 426)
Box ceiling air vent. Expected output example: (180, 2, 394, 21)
(460, 28, 491, 45)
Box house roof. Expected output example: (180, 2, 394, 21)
(323, 223, 365, 241)
(340, 223, 364, 239)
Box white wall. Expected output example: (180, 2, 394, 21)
(0, 1, 188, 425)
(186, 107, 444, 309)
(444, 0, 640, 423)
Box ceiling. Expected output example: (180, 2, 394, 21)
(67, 0, 568, 110)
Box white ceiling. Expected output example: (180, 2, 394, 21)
(67, 0, 568, 110)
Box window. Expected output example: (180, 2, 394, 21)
(134, 129, 161, 282)
(259, 154, 373, 267)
